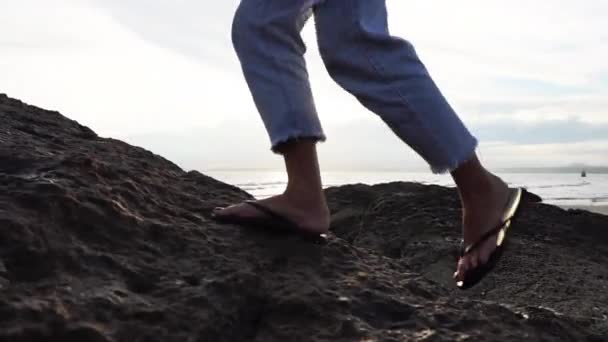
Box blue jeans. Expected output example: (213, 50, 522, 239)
(232, 0, 478, 173)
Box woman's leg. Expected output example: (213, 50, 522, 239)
(214, 0, 330, 233)
(313, 0, 511, 279)
(232, 0, 326, 150)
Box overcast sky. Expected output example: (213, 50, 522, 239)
(2, 0, 607, 172)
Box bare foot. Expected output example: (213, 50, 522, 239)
(454, 173, 511, 283)
(213, 192, 331, 235)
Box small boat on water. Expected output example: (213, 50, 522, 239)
(581, 170, 587, 177)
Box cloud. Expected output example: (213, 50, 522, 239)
(1, 0, 606, 170)
(472, 119, 608, 144)
(122, 117, 608, 172)
(91, 0, 608, 124)
(86, 0, 239, 69)
(387, 0, 608, 86)
(477, 140, 608, 168)
(0, 0, 253, 136)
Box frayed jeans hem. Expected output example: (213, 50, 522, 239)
(429, 138, 479, 175)
(270, 133, 327, 154)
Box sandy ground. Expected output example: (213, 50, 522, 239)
(2, 93, 607, 341)
(560, 205, 608, 216)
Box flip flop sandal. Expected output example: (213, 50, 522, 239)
(456, 188, 524, 290)
(211, 200, 328, 243)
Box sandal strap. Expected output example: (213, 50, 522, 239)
(461, 188, 522, 256)
(462, 219, 511, 256)
(244, 200, 299, 228)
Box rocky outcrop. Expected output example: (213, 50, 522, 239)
(1, 94, 606, 341)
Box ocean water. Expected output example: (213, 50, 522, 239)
(206, 171, 608, 208)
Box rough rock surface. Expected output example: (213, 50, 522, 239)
(0, 93, 607, 341)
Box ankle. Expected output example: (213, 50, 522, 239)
(462, 176, 508, 205)
(283, 185, 325, 206)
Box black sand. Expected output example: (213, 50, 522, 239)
(1, 94, 607, 341)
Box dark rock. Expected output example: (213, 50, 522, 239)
(0, 94, 607, 341)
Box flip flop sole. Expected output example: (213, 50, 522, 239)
(211, 205, 328, 243)
(456, 188, 525, 290)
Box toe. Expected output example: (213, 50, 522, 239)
(470, 253, 480, 269)
(479, 245, 493, 265)
(211, 203, 248, 217)
(455, 257, 469, 280)
(212, 206, 230, 216)
(211, 207, 223, 217)
(478, 233, 498, 264)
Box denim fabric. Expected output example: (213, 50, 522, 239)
(232, 0, 478, 173)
